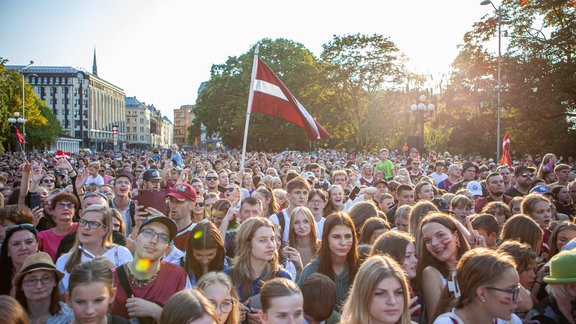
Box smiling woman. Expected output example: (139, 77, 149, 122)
(38, 192, 80, 261)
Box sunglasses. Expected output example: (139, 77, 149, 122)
(196, 201, 205, 207)
(43, 179, 55, 184)
(206, 176, 218, 181)
(225, 187, 236, 192)
(6, 223, 37, 236)
(520, 173, 534, 177)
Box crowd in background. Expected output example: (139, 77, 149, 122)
(0, 145, 575, 324)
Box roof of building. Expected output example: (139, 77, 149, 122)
(125, 96, 143, 107)
(6, 65, 81, 74)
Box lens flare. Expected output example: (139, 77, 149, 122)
(193, 230, 204, 239)
(135, 258, 151, 272)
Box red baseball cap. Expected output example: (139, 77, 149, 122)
(166, 183, 196, 202)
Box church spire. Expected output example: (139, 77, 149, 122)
(92, 47, 98, 76)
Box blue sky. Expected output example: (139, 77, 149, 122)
(1, 0, 494, 121)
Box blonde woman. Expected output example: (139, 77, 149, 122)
(341, 254, 412, 324)
(196, 272, 240, 324)
(288, 207, 321, 267)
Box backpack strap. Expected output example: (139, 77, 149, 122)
(115, 264, 133, 298)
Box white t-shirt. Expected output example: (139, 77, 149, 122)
(433, 309, 523, 324)
(315, 217, 325, 239)
(269, 209, 290, 243)
(429, 172, 448, 186)
(56, 244, 133, 293)
(86, 174, 104, 187)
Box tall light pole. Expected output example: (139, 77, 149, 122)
(20, 60, 34, 152)
(481, 0, 509, 160)
(409, 94, 435, 151)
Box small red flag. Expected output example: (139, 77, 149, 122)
(251, 58, 329, 140)
(15, 127, 25, 144)
(499, 132, 512, 167)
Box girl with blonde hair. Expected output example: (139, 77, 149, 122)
(341, 254, 412, 324)
(196, 272, 240, 324)
(288, 207, 320, 268)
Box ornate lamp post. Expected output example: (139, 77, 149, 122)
(409, 95, 435, 151)
(8, 112, 26, 152)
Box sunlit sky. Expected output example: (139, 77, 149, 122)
(1, 0, 496, 121)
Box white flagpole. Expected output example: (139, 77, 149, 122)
(241, 43, 259, 168)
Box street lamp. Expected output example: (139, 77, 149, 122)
(409, 94, 435, 151)
(20, 60, 34, 152)
(8, 112, 26, 152)
(481, 0, 511, 160)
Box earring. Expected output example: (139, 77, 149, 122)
(481, 299, 486, 303)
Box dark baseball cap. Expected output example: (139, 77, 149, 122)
(143, 169, 162, 181)
(140, 216, 178, 241)
(514, 165, 536, 177)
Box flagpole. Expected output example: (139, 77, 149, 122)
(241, 43, 259, 168)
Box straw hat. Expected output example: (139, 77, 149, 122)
(12, 252, 63, 286)
(544, 250, 576, 284)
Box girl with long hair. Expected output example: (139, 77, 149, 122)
(0, 223, 38, 296)
(323, 185, 345, 216)
(227, 217, 291, 309)
(521, 193, 553, 259)
(196, 272, 240, 324)
(185, 222, 228, 285)
(548, 221, 576, 258)
(288, 207, 320, 268)
(433, 249, 523, 324)
(359, 217, 390, 245)
(252, 187, 279, 217)
(55, 204, 132, 293)
(536, 153, 557, 180)
(408, 200, 439, 254)
(341, 255, 412, 324)
(499, 214, 544, 257)
(258, 278, 304, 324)
(297, 212, 359, 311)
(160, 289, 219, 324)
(417, 213, 470, 323)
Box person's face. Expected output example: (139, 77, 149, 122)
(191, 181, 204, 195)
(112, 217, 121, 232)
(417, 184, 434, 201)
(41, 176, 55, 190)
(449, 166, 462, 178)
(135, 222, 171, 261)
(422, 222, 459, 263)
(569, 185, 576, 202)
(435, 165, 445, 173)
(311, 167, 321, 180)
(0, 220, 15, 243)
(462, 167, 476, 181)
(113, 178, 131, 196)
(530, 201, 552, 229)
(259, 293, 304, 324)
(518, 261, 537, 289)
(402, 243, 418, 279)
(545, 172, 557, 183)
(250, 226, 276, 262)
(288, 188, 309, 207)
(380, 151, 389, 160)
(224, 186, 239, 202)
(333, 175, 347, 187)
(557, 169, 571, 182)
(144, 180, 161, 191)
(192, 248, 217, 267)
(168, 197, 194, 221)
(329, 187, 344, 207)
(487, 175, 505, 196)
(395, 217, 409, 232)
(21, 270, 56, 301)
(67, 282, 115, 324)
(193, 199, 205, 215)
(557, 229, 576, 251)
(211, 210, 226, 228)
(510, 202, 521, 215)
(7, 230, 38, 267)
(293, 213, 311, 237)
(206, 173, 219, 189)
(54, 200, 76, 225)
(79, 211, 108, 247)
(482, 267, 522, 321)
(243, 175, 253, 188)
(218, 173, 229, 187)
(411, 160, 421, 171)
(239, 203, 262, 222)
(499, 168, 511, 183)
(362, 165, 374, 177)
(369, 277, 405, 324)
(204, 197, 217, 215)
(378, 198, 395, 213)
(328, 225, 353, 259)
(252, 192, 269, 208)
(203, 282, 234, 324)
(274, 193, 287, 207)
(556, 188, 571, 204)
(307, 195, 326, 216)
(98, 186, 114, 199)
(452, 205, 471, 224)
(397, 190, 415, 206)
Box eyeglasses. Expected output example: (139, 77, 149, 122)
(43, 179, 55, 184)
(209, 299, 235, 313)
(520, 173, 534, 177)
(140, 228, 171, 244)
(309, 199, 325, 205)
(56, 202, 75, 209)
(22, 276, 55, 287)
(79, 219, 105, 229)
(206, 176, 218, 181)
(485, 286, 521, 301)
(84, 191, 108, 200)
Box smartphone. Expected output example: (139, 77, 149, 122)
(138, 190, 168, 215)
(348, 186, 360, 201)
(30, 193, 41, 209)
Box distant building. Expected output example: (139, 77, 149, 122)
(173, 105, 195, 148)
(125, 96, 150, 149)
(8, 55, 125, 150)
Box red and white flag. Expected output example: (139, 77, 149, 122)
(499, 132, 512, 167)
(55, 150, 71, 160)
(251, 58, 329, 140)
(15, 127, 25, 144)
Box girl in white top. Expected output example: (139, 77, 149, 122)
(56, 204, 132, 293)
(433, 249, 523, 324)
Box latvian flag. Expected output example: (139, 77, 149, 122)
(251, 58, 329, 140)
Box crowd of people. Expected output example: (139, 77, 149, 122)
(0, 144, 575, 324)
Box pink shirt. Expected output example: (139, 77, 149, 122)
(38, 223, 79, 261)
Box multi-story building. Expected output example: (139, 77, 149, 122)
(162, 116, 174, 148)
(173, 105, 195, 147)
(7, 56, 125, 150)
(125, 96, 150, 149)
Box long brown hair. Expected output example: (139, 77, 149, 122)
(499, 214, 543, 255)
(318, 212, 359, 281)
(288, 207, 320, 255)
(548, 222, 576, 257)
(185, 222, 226, 282)
(371, 230, 415, 265)
(160, 289, 219, 323)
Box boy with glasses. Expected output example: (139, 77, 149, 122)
(112, 216, 190, 322)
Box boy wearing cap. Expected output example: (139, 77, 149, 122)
(449, 161, 479, 194)
(112, 216, 190, 322)
(505, 165, 537, 197)
(166, 182, 197, 250)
